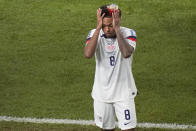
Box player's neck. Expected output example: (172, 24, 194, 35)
(102, 34, 116, 39)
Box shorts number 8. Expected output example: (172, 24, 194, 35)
(124, 109, 131, 120)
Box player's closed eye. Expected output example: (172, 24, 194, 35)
(109, 24, 113, 27)
(103, 24, 113, 28)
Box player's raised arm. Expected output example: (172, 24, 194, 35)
(84, 9, 105, 59)
(112, 10, 134, 58)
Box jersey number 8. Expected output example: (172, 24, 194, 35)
(110, 56, 115, 66)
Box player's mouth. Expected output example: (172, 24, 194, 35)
(105, 33, 113, 36)
(103, 31, 116, 37)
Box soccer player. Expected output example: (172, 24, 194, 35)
(84, 4, 137, 131)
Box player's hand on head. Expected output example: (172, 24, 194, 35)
(97, 8, 105, 30)
(112, 9, 121, 31)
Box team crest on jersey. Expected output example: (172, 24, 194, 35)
(104, 39, 116, 53)
(107, 43, 115, 51)
(104, 42, 116, 53)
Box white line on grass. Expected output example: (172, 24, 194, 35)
(0, 116, 196, 130)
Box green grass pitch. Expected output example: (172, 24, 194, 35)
(0, 0, 195, 130)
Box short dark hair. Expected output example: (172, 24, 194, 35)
(100, 4, 121, 17)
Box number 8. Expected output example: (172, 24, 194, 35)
(124, 109, 131, 120)
(110, 56, 115, 66)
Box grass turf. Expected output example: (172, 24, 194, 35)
(0, 121, 195, 131)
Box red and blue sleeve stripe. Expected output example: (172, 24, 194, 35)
(126, 36, 136, 42)
(86, 37, 91, 44)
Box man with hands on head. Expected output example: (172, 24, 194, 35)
(84, 4, 138, 131)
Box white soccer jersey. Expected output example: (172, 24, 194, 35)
(86, 27, 137, 102)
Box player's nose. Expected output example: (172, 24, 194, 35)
(106, 26, 110, 32)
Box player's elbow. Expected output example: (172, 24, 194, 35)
(84, 47, 93, 59)
(123, 54, 131, 58)
(123, 52, 132, 58)
(84, 52, 93, 59)
(84, 54, 92, 59)
(123, 47, 134, 58)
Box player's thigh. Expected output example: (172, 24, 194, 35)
(114, 98, 137, 130)
(94, 100, 116, 130)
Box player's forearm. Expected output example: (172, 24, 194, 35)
(84, 28, 100, 59)
(115, 29, 133, 58)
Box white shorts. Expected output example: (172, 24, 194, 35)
(93, 98, 137, 130)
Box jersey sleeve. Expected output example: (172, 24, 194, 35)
(86, 29, 96, 45)
(124, 29, 137, 50)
